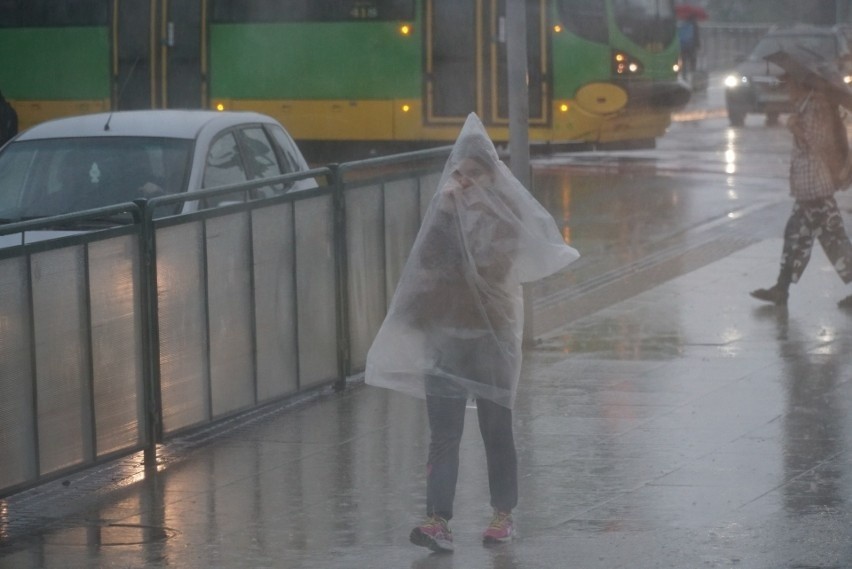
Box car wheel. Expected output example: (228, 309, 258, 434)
(727, 105, 746, 127)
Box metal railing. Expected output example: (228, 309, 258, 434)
(0, 147, 450, 497)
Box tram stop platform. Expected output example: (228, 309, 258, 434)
(4, 213, 852, 568)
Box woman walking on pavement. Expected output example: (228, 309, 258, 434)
(751, 66, 852, 308)
(365, 113, 579, 553)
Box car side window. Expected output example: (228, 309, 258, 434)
(0, 148, 32, 213)
(267, 124, 308, 174)
(240, 126, 285, 198)
(242, 127, 281, 178)
(203, 131, 248, 205)
(266, 124, 317, 191)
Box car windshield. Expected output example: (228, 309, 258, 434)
(748, 33, 838, 61)
(0, 137, 193, 221)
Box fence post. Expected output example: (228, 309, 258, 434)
(329, 166, 351, 391)
(134, 199, 163, 471)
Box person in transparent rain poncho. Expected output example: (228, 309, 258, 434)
(365, 113, 579, 552)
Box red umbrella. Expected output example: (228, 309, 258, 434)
(675, 4, 708, 20)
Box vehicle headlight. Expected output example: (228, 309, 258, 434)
(844, 75, 852, 85)
(724, 74, 746, 88)
(612, 50, 644, 75)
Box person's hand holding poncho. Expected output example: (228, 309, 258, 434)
(365, 113, 579, 409)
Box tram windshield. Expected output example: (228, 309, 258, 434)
(556, 0, 676, 46)
(612, 0, 677, 47)
(556, 0, 608, 43)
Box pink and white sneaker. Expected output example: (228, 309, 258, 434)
(410, 515, 454, 552)
(482, 510, 514, 544)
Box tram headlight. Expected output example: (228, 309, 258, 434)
(612, 50, 643, 75)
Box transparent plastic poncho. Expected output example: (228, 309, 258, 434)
(365, 113, 579, 408)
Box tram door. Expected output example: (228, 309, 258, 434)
(113, 0, 204, 110)
(114, 1, 153, 109)
(425, 0, 549, 127)
(163, 0, 205, 108)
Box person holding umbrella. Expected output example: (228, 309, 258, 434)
(750, 49, 852, 308)
(675, 4, 707, 84)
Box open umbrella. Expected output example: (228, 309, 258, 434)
(675, 3, 708, 21)
(764, 48, 852, 111)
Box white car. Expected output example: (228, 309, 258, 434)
(0, 109, 315, 244)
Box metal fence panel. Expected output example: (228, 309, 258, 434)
(419, 172, 441, 218)
(0, 257, 37, 489)
(31, 246, 91, 474)
(294, 195, 338, 388)
(346, 184, 386, 370)
(0, 154, 451, 496)
(157, 222, 209, 434)
(383, 178, 422, 310)
(206, 212, 255, 417)
(252, 203, 299, 401)
(89, 235, 145, 454)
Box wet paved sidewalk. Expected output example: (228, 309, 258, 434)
(4, 228, 852, 569)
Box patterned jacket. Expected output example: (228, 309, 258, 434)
(789, 90, 847, 201)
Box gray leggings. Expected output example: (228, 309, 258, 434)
(425, 394, 518, 520)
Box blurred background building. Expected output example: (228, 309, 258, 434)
(704, 0, 850, 24)
(690, 0, 852, 73)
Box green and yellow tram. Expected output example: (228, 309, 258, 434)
(0, 0, 688, 147)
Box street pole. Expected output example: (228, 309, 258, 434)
(506, 0, 530, 188)
(506, 0, 535, 345)
(839, 0, 851, 23)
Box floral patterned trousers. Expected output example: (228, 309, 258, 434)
(780, 196, 852, 286)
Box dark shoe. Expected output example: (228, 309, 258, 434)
(838, 295, 852, 309)
(750, 286, 788, 306)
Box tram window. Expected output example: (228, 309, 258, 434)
(203, 132, 249, 206)
(0, 0, 16, 26)
(0, 0, 108, 27)
(211, 0, 308, 22)
(556, 0, 608, 44)
(211, 0, 414, 23)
